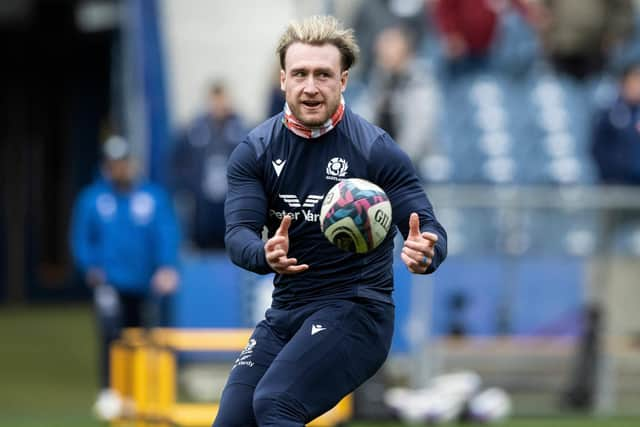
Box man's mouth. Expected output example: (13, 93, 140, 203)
(301, 100, 322, 109)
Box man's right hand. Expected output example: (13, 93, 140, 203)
(264, 215, 309, 275)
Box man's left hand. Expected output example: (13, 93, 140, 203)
(401, 212, 438, 274)
(151, 267, 179, 295)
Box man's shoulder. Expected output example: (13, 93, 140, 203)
(594, 97, 630, 126)
(243, 113, 285, 157)
(185, 114, 210, 134)
(339, 107, 388, 158)
(81, 179, 109, 197)
(75, 179, 111, 211)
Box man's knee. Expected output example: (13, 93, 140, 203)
(253, 390, 307, 427)
(212, 383, 256, 427)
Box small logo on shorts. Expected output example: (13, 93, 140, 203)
(232, 338, 256, 369)
(311, 324, 326, 335)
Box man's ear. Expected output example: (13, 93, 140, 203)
(280, 69, 286, 91)
(340, 70, 349, 93)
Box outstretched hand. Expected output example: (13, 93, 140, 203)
(401, 212, 438, 274)
(264, 215, 309, 275)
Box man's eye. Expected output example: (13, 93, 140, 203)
(293, 71, 305, 77)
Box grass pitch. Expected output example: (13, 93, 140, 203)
(0, 304, 638, 427)
(0, 304, 99, 427)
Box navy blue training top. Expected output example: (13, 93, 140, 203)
(224, 107, 447, 308)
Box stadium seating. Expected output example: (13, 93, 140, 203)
(414, 23, 617, 338)
(173, 10, 638, 347)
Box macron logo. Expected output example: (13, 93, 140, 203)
(272, 159, 286, 177)
(311, 324, 326, 335)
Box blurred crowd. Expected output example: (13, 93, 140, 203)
(73, 0, 640, 308)
(346, 0, 640, 184)
(157, 0, 640, 251)
(68, 1, 640, 416)
(73, 0, 640, 268)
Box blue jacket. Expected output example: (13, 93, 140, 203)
(591, 97, 640, 184)
(225, 107, 447, 308)
(70, 177, 180, 293)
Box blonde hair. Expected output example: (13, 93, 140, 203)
(276, 15, 360, 71)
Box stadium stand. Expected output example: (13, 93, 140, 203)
(154, 2, 640, 417)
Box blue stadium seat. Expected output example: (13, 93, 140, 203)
(431, 254, 585, 336)
(173, 252, 248, 328)
(510, 257, 584, 335)
(431, 255, 505, 336)
(442, 208, 500, 256)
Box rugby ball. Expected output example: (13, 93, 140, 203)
(320, 178, 392, 253)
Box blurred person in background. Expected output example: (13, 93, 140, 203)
(591, 62, 640, 184)
(590, 61, 640, 251)
(70, 135, 180, 420)
(430, 0, 531, 77)
(349, 0, 427, 81)
(266, 64, 287, 118)
(530, 0, 634, 80)
(586, 65, 640, 390)
(172, 81, 247, 250)
(354, 25, 440, 167)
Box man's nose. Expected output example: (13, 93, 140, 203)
(303, 76, 319, 94)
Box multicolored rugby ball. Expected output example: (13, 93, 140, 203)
(320, 178, 392, 254)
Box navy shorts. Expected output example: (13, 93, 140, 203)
(212, 297, 394, 426)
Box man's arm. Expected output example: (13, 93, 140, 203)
(70, 190, 96, 271)
(70, 189, 104, 285)
(150, 186, 181, 295)
(224, 141, 273, 274)
(369, 133, 447, 273)
(153, 187, 181, 267)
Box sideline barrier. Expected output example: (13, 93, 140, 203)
(110, 328, 352, 427)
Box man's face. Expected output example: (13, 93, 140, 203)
(280, 42, 348, 127)
(105, 159, 135, 187)
(209, 91, 230, 121)
(375, 28, 410, 73)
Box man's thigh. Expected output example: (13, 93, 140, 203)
(213, 316, 286, 427)
(254, 299, 394, 421)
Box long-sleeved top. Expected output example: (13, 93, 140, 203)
(70, 178, 180, 293)
(591, 97, 640, 184)
(224, 107, 447, 309)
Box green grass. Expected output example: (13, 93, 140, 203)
(1, 304, 639, 427)
(0, 303, 103, 427)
